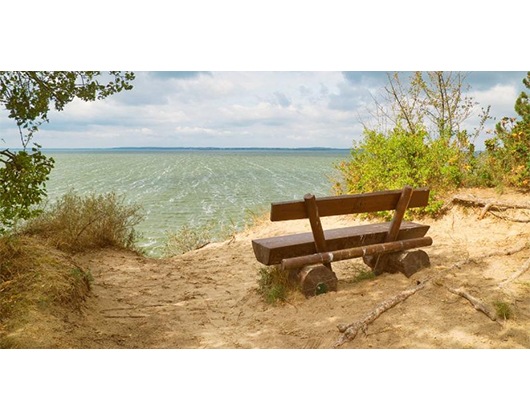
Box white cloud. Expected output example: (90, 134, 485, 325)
(1, 71, 526, 150)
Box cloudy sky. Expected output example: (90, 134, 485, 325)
(1, 71, 527, 151)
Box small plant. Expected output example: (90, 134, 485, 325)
(163, 219, 240, 257)
(493, 300, 513, 320)
(350, 267, 376, 283)
(257, 266, 293, 305)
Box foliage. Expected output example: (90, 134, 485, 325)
(0, 71, 135, 147)
(484, 72, 530, 189)
(0, 146, 54, 232)
(0, 71, 135, 232)
(336, 71, 496, 215)
(373, 71, 490, 142)
(334, 126, 475, 216)
(23, 191, 143, 253)
(257, 266, 293, 305)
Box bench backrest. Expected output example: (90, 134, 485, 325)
(270, 188, 430, 222)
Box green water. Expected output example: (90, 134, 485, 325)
(44, 149, 350, 255)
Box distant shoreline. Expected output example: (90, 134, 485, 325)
(40, 147, 351, 153)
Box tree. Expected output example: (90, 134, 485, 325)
(486, 71, 530, 188)
(0, 71, 135, 231)
(335, 71, 492, 213)
(372, 71, 490, 143)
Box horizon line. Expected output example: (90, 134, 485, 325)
(37, 146, 352, 151)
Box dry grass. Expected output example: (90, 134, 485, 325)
(23, 191, 143, 253)
(257, 265, 298, 304)
(0, 235, 92, 348)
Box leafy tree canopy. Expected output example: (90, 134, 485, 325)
(0, 71, 135, 147)
(0, 71, 135, 232)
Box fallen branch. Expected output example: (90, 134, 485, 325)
(443, 285, 499, 323)
(451, 195, 530, 211)
(334, 243, 528, 347)
(489, 210, 530, 223)
(335, 282, 426, 347)
(499, 256, 530, 288)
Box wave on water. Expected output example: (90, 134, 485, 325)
(45, 149, 349, 256)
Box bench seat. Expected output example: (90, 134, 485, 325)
(252, 221, 430, 266)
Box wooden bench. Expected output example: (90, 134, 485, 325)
(252, 186, 433, 297)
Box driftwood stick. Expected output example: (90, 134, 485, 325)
(443, 285, 499, 322)
(452, 195, 530, 211)
(488, 211, 530, 223)
(499, 256, 530, 288)
(335, 282, 426, 347)
(334, 243, 528, 347)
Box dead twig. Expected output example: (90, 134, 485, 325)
(499, 256, 530, 288)
(442, 285, 499, 323)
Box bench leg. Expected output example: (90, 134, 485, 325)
(364, 250, 431, 278)
(297, 265, 338, 298)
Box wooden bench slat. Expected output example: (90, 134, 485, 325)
(252, 221, 430, 266)
(270, 188, 430, 221)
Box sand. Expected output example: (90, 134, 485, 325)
(36, 187, 530, 349)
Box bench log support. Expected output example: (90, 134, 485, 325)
(281, 236, 433, 270)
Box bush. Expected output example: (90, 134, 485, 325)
(23, 191, 143, 253)
(334, 127, 475, 216)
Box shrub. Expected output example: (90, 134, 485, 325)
(334, 127, 475, 216)
(23, 191, 143, 253)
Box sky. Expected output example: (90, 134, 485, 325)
(2, 2, 527, 152)
(1, 71, 528, 151)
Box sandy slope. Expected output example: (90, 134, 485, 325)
(50, 189, 530, 349)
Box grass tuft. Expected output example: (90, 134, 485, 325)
(350, 267, 377, 283)
(257, 266, 295, 305)
(23, 191, 143, 253)
(493, 300, 514, 320)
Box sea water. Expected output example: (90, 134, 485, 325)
(44, 148, 350, 256)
